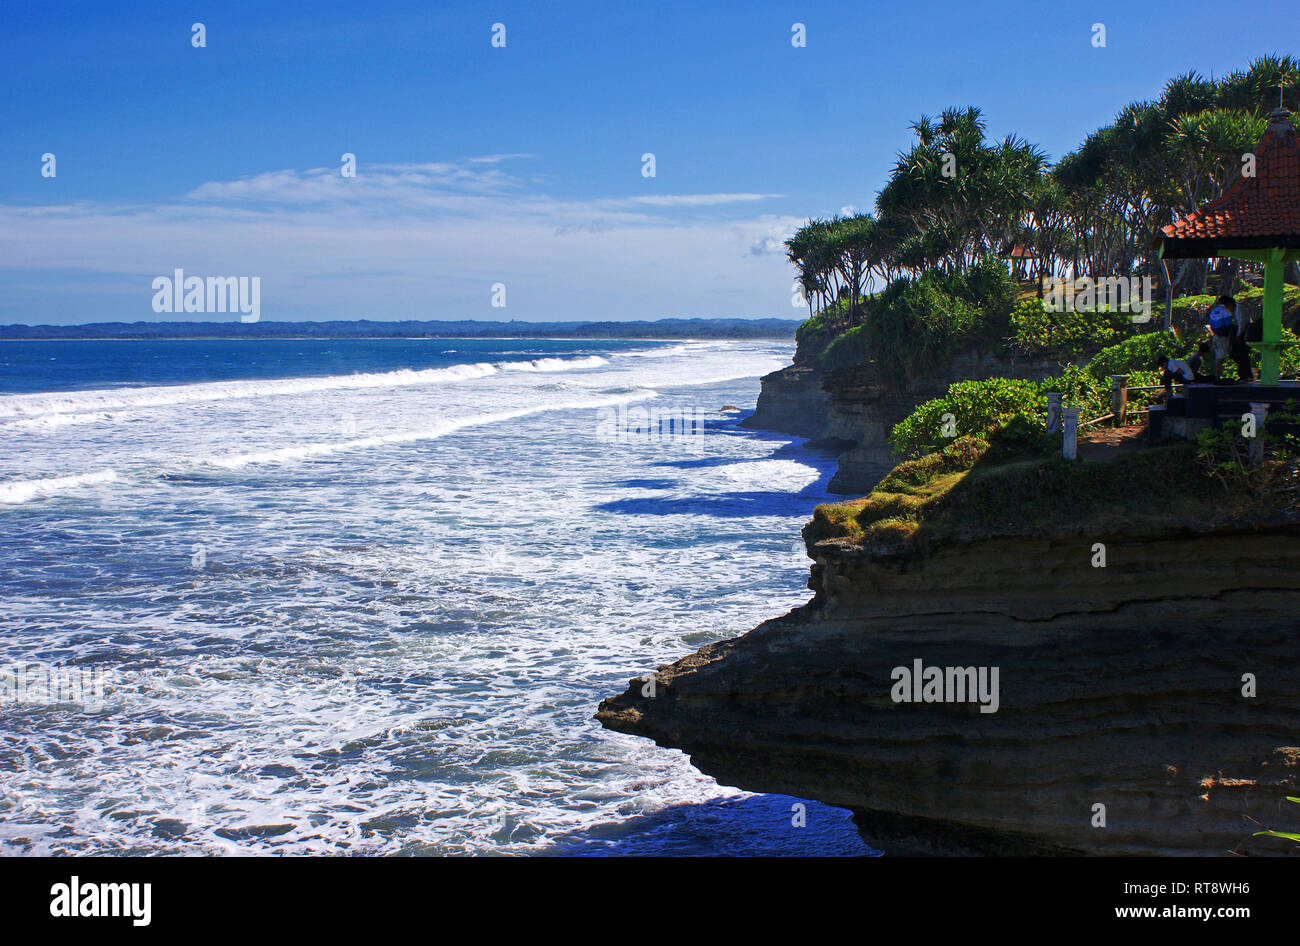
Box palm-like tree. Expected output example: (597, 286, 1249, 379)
(1165, 108, 1268, 211)
(784, 55, 1300, 352)
(876, 107, 1046, 275)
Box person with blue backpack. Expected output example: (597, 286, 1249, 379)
(1206, 295, 1238, 381)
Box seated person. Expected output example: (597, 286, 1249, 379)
(1157, 355, 1195, 395)
(1186, 341, 1211, 381)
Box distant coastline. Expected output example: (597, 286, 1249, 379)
(0, 317, 799, 341)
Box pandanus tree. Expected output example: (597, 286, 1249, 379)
(785, 213, 888, 328)
(1165, 108, 1268, 211)
(1044, 57, 1300, 296)
(824, 214, 876, 323)
(786, 218, 829, 323)
(876, 107, 1045, 275)
(785, 55, 1300, 340)
(1215, 55, 1300, 114)
(981, 135, 1048, 267)
(784, 222, 824, 321)
(1164, 107, 1268, 295)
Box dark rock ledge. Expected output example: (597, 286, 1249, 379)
(597, 524, 1300, 855)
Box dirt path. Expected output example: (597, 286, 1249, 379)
(1078, 424, 1148, 463)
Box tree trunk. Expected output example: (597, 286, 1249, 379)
(1216, 258, 1239, 298)
(1158, 258, 1173, 333)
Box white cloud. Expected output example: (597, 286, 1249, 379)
(183, 162, 525, 207)
(748, 221, 800, 257)
(466, 153, 539, 164)
(0, 157, 802, 324)
(606, 193, 782, 208)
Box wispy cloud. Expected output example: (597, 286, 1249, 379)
(184, 161, 527, 206)
(0, 156, 802, 324)
(466, 153, 540, 164)
(605, 194, 782, 208)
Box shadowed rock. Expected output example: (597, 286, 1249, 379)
(598, 523, 1300, 856)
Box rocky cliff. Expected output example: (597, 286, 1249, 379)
(597, 514, 1300, 856)
(821, 350, 1054, 494)
(740, 363, 831, 442)
(743, 348, 1055, 494)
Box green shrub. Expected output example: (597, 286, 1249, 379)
(1040, 364, 1111, 419)
(839, 276, 981, 386)
(1085, 325, 1300, 383)
(944, 255, 1019, 327)
(1123, 368, 1164, 411)
(1011, 298, 1129, 359)
(818, 323, 872, 371)
(795, 295, 867, 363)
(888, 377, 1044, 459)
(890, 367, 1116, 461)
(1086, 331, 1186, 380)
(815, 262, 1012, 384)
(795, 295, 860, 343)
(1167, 286, 1300, 337)
(1196, 399, 1300, 488)
(981, 412, 1058, 462)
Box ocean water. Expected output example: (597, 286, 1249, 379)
(0, 337, 872, 856)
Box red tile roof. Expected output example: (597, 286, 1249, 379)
(999, 242, 1037, 258)
(1158, 107, 1300, 258)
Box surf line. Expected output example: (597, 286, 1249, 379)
(204, 391, 661, 469)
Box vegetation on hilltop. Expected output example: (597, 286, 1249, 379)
(786, 56, 1300, 380)
(886, 369, 1109, 460)
(818, 257, 1014, 386)
(784, 57, 1300, 548)
(809, 412, 1300, 551)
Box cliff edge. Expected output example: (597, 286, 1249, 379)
(742, 346, 1055, 494)
(597, 444, 1300, 855)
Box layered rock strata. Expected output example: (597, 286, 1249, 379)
(598, 524, 1300, 856)
(744, 348, 1055, 493)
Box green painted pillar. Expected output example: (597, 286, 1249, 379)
(1261, 248, 1284, 385)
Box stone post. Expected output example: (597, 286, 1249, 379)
(1062, 407, 1080, 460)
(1045, 391, 1062, 434)
(1249, 402, 1269, 465)
(1109, 375, 1128, 426)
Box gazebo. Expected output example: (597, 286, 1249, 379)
(1155, 106, 1300, 386)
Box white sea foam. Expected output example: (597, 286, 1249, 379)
(499, 355, 607, 372)
(0, 340, 868, 856)
(0, 355, 607, 423)
(204, 391, 657, 469)
(8, 411, 117, 432)
(716, 459, 823, 493)
(0, 468, 117, 505)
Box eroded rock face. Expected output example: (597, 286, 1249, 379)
(741, 364, 830, 441)
(742, 348, 1055, 493)
(597, 526, 1300, 856)
(823, 350, 1055, 495)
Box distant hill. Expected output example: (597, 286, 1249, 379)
(0, 318, 800, 340)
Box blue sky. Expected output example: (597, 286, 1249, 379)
(1, 0, 1294, 324)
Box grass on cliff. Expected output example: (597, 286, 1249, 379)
(808, 419, 1297, 549)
